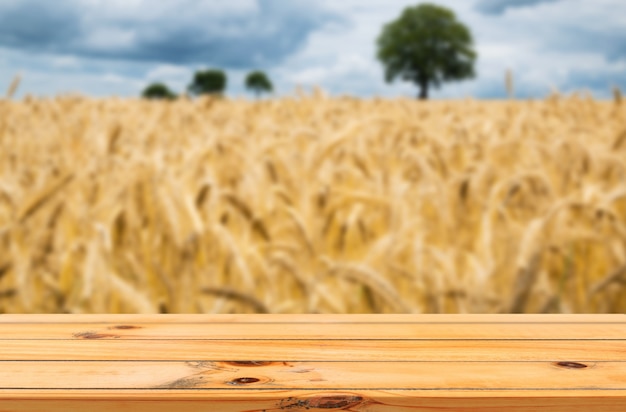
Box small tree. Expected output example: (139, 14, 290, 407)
(188, 69, 227, 96)
(142, 83, 177, 100)
(245, 71, 273, 98)
(377, 3, 477, 99)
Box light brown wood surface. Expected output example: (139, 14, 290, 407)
(0, 315, 625, 411)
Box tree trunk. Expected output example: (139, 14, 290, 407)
(418, 78, 429, 100)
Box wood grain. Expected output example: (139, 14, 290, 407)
(1, 314, 625, 339)
(0, 339, 624, 361)
(0, 314, 625, 411)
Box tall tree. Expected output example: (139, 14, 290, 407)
(377, 3, 477, 99)
(245, 71, 273, 98)
(188, 69, 227, 96)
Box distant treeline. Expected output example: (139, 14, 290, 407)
(142, 69, 272, 100)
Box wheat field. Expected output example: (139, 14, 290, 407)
(0, 90, 624, 314)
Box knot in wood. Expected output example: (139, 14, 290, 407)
(226, 361, 272, 367)
(227, 377, 260, 385)
(555, 361, 588, 369)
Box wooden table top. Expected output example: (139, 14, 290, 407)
(0, 314, 625, 411)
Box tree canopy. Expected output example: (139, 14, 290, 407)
(188, 69, 227, 96)
(245, 71, 273, 98)
(377, 3, 477, 99)
(141, 83, 177, 100)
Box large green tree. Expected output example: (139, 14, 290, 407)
(141, 83, 177, 100)
(188, 69, 227, 96)
(245, 71, 273, 98)
(377, 3, 477, 99)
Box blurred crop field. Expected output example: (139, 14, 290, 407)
(0, 92, 625, 314)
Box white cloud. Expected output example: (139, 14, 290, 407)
(84, 28, 136, 51)
(146, 64, 191, 82)
(102, 73, 129, 84)
(288, 54, 374, 85)
(50, 56, 82, 69)
(15, 70, 144, 97)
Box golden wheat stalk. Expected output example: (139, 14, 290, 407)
(328, 263, 411, 313)
(505, 69, 514, 99)
(202, 287, 269, 313)
(18, 174, 74, 224)
(1, 94, 625, 314)
(5, 75, 21, 99)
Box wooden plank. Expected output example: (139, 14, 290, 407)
(1, 391, 625, 412)
(1, 314, 624, 323)
(1, 315, 625, 339)
(0, 314, 625, 411)
(0, 360, 625, 390)
(0, 339, 624, 361)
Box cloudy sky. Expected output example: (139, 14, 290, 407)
(0, 0, 624, 99)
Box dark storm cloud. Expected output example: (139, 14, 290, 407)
(0, 0, 82, 50)
(475, 0, 562, 15)
(126, 1, 335, 67)
(0, 0, 342, 68)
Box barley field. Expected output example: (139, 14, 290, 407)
(0, 90, 624, 314)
